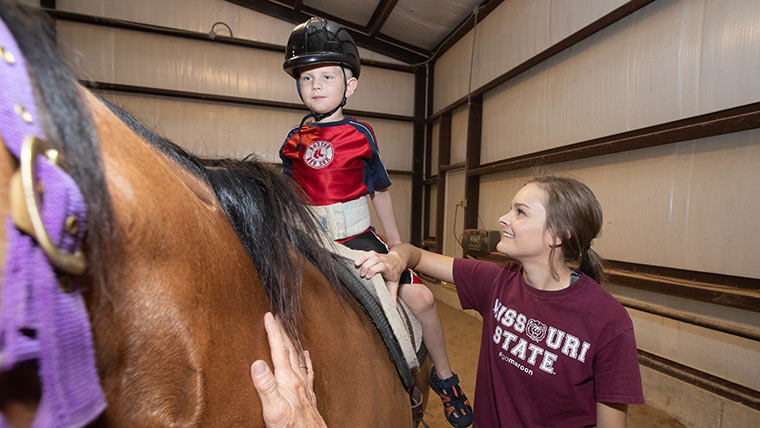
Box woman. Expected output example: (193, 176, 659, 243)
(356, 176, 644, 427)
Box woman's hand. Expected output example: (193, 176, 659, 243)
(250, 312, 327, 428)
(354, 250, 406, 303)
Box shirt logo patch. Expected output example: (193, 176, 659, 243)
(304, 140, 334, 169)
(526, 319, 547, 342)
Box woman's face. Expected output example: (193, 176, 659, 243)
(496, 183, 558, 262)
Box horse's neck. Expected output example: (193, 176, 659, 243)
(83, 90, 271, 426)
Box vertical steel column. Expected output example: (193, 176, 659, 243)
(435, 113, 452, 253)
(464, 95, 482, 230)
(411, 67, 426, 246)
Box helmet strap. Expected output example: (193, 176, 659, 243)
(294, 67, 349, 150)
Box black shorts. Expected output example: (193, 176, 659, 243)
(341, 229, 414, 285)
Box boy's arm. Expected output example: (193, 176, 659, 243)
(370, 189, 402, 246)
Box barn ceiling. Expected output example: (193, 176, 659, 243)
(225, 0, 498, 65)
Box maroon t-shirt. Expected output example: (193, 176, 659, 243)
(453, 259, 644, 427)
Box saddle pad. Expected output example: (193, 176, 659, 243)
(321, 236, 422, 372)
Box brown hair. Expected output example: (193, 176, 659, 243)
(528, 176, 605, 283)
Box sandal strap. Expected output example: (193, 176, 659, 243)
(430, 368, 473, 427)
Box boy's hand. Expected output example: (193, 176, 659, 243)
(354, 250, 405, 304)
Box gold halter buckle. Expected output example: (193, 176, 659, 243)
(10, 135, 87, 275)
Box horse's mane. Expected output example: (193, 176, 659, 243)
(0, 1, 115, 286)
(98, 88, 351, 343)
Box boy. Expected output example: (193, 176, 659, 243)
(279, 17, 473, 427)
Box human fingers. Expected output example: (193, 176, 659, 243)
(264, 313, 300, 375)
(354, 250, 371, 266)
(250, 361, 289, 425)
(358, 256, 380, 279)
(354, 250, 379, 274)
(366, 254, 406, 284)
(388, 280, 400, 305)
(358, 252, 392, 279)
(268, 314, 313, 389)
(303, 350, 317, 405)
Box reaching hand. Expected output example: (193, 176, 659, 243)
(354, 250, 406, 304)
(250, 312, 327, 428)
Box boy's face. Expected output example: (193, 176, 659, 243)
(298, 65, 357, 116)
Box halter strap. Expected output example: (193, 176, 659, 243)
(0, 15, 105, 428)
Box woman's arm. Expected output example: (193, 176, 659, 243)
(596, 402, 627, 428)
(355, 243, 456, 285)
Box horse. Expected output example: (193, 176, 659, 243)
(0, 2, 431, 427)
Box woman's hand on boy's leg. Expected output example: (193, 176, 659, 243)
(354, 250, 405, 303)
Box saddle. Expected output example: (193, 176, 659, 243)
(322, 238, 426, 392)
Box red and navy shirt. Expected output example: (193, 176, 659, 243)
(279, 117, 392, 206)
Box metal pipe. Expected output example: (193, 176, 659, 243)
(615, 295, 760, 342)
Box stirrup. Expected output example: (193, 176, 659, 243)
(429, 367, 473, 428)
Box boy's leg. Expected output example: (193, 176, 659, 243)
(398, 283, 472, 428)
(397, 283, 453, 379)
(342, 228, 471, 426)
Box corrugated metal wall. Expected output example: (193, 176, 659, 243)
(431, 0, 759, 426)
(53, 0, 416, 242)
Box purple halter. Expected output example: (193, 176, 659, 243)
(0, 14, 105, 428)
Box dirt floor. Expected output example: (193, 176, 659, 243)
(422, 301, 687, 428)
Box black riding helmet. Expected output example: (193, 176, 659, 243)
(283, 17, 360, 79)
(284, 17, 360, 128)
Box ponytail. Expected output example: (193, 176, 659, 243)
(579, 247, 605, 284)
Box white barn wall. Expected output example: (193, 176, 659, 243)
(56, 22, 414, 116)
(450, 105, 468, 164)
(477, 129, 760, 280)
(640, 365, 760, 428)
(58, 0, 297, 46)
(52, 0, 417, 242)
(95, 92, 303, 161)
(629, 308, 760, 392)
(431, 0, 760, 278)
(57, 0, 405, 64)
(434, 0, 629, 113)
(352, 116, 414, 171)
(433, 30, 473, 114)
(369, 175, 413, 243)
(481, 0, 760, 163)
(443, 170, 465, 259)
